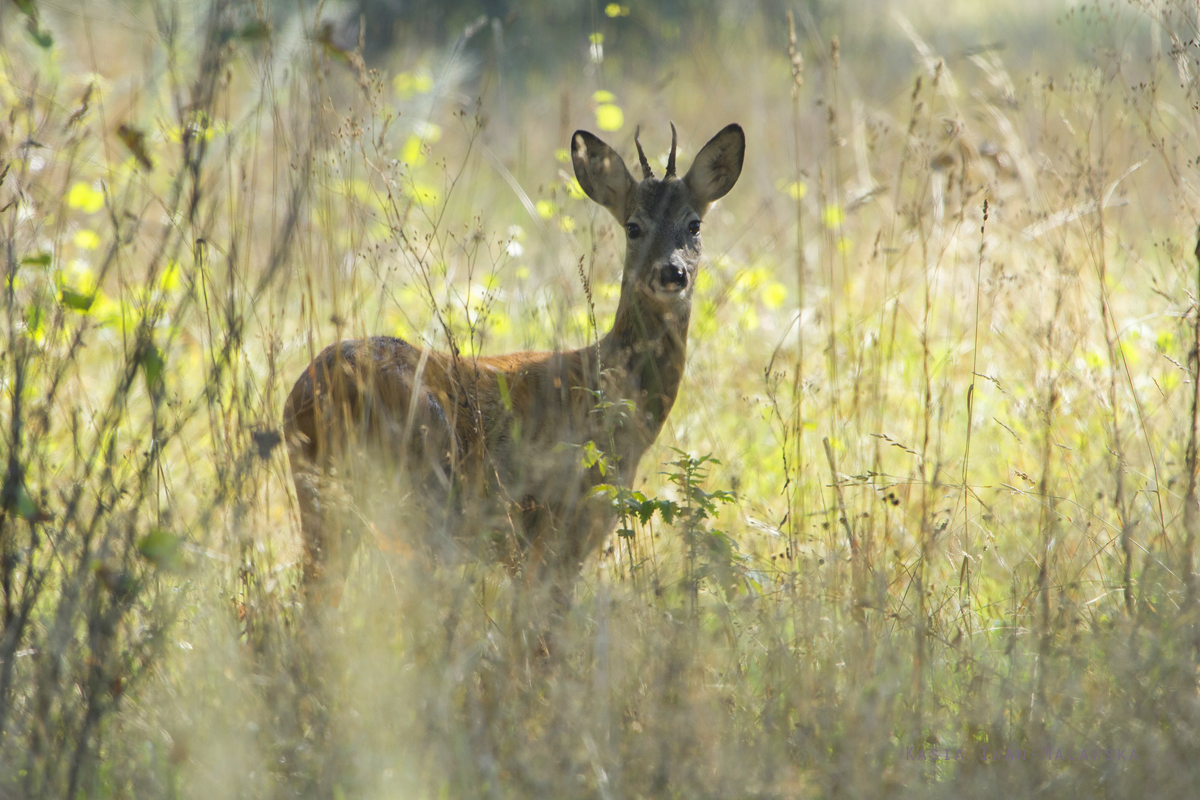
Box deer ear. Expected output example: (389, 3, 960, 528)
(572, 130, 637, 221)
(683, 123, 745, 211)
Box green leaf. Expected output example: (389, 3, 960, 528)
(141, 343, 165, 390)
(137, 529, 180, 569)
(60, 287, 95, 311)
(25, 17, 53, 49)
(13, 485, 39, 521)
(496, 371, 513, 412)
(588, 483, 617, 501)
(21, 251, 52, 267)
(707, 530, 741, 554)
(234, 20, 271, 42)
(25, 301, 44, 339)
(581, 440, 607, 475)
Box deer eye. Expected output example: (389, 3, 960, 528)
(626, 222, 642, 239)
(687, 220, 701, 236)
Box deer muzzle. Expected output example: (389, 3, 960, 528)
(657, 259, 689, 292)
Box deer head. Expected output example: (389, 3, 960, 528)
(571, 123, 745, 315)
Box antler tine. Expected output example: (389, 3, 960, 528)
(665, 121, 678, 179)
(634, 126, 654, 180)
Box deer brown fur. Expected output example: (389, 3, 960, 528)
(283, 123, 745, 605)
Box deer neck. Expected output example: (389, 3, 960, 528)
(597, 288, 691, 455)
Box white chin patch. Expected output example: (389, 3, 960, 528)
(650, 279, 687, 296)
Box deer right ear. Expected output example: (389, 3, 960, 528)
(683, 123, 745, 211)
(572, 130, 637, 221)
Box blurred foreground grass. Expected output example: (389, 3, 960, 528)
(2, 0, 1200, 797)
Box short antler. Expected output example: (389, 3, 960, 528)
(664, 121, 678, 179)
(634, 126, 654, 180)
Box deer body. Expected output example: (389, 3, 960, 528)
(284, 124, 744, 603)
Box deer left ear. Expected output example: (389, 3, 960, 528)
(684, 124, 745, 212)
(572, 130, 637, 221)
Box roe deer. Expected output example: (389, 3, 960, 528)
(283, 123, 745, 606)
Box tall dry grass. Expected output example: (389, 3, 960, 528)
(2, 0, 1200, 797)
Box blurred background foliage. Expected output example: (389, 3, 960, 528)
(3, 0, 1200, 797)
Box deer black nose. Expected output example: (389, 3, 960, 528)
(659, 262, 688, 290)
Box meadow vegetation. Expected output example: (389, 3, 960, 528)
(2, 0, 1200, 796)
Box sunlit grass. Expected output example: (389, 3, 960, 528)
(2, 0, 1200, 797)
